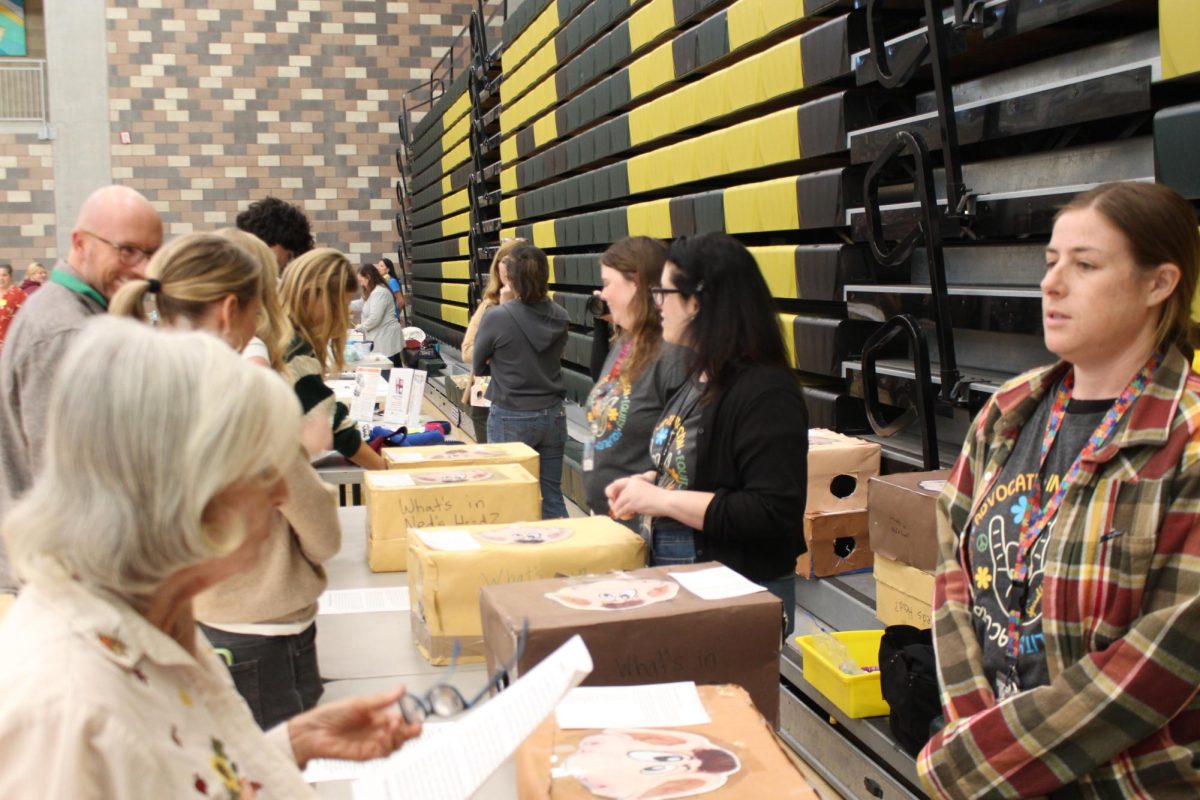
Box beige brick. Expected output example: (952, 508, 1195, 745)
(386, 2, 409, 12)
(129, 75, 154, 88)
(307, 199, 326, 210)
(166, 110, 189, 123)
(20, 224, 44, 237)
(234, 88, 256, 100)
(354, 35, 378, 47)
(253, 0, 276, 8)
(225, 167, 247, 178)
(201, 144, 223, 156)
(298, 0, 320, 9)
(289, 55, 311, 67)
(321, 23, 343, 34)
(259, 155, 280, 167)
(162, 19, 185, 32)
(276, 21, 299, 34)
(349, 242, 372, 254)
(180, 189, 203, 201)
(167, 156, 190, 167)
(257, 132, 280, 145)
(152, 53, 176, 66)
(346, 177, 369, 189)
(199, 76, 223, 89)
(369, 199, 391, 210)
(191, 177, 214, 189)
(370, 219, 392, 231)
(209, 42, 232, 55)
(335, 144, 355, 155)
(287, 11, 310, 23)
(357, 166, 380, 177)
(302, 155, 324, 167)
(153, 98, 177, 111)
(345, 111, 368, 123)
(290, 121, 312, 133)
(419, 14, 441, 25)
(211, 65, 233, 78)
(344, 67, 366, 79)
(141, 64, 165, 77)
(223, 99, 246, 111)
(244, 33, 266, 45)
(204, 211, 225, 223)
(281, 177, 303, 189)
(356, 100, 380, 112)
(129, 30, 152, 43)
(164, 87, 188, 99)
(277, 66, 300, 78)
(170, 221, 195, 235)
(316, 187, 337, 199)
(258, 110, 280, 122)
(112, 166, 134, 179)
(366, 89, 388, 101)
(106, 6, 128, 18)
(196, 9, 220, 21)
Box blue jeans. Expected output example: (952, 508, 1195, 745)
(199, 622, 323, 731)
(649, 518, 795, 637)
(487, 402, 568, 519)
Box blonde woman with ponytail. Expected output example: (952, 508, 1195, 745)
(111, 233, 342, 728)
(214, 227, 293, 372)
(280, 248, 387, 471)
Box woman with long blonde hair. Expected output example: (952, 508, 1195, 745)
(280, 247, 387, 471)
(214, 227, 293, 372)
(459, 238, 526, 403)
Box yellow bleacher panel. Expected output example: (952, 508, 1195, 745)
(1162, 0, 1200, 80)
(443, 188, 470, 217)
(501, 136, 518, 165)
(751, 247, 799, 299)
(629, 35, 805, 146)
(501, 167, 518, 195)
(626, 198, 674, 238)
(504, 38, 562, 105)
(727, 0, 806, 51)
(441, 175, 453, 194)
(723, 176, 799, 233)
(454, 237, 470, 257)
(440, 283, 470, 304)
(440, 139, 470, 174)
(628, 0, 674, 51)
(533, 112, 559, 149)
(446, 92, 471, 128)
(440, 260, 472, 280)
(531, 218, 558, 248)
(501, 225, 517, 239)
(503, 0, 562, 73)
(500, 197, 518, 222)
(501, 74, 560, 134)
(440, 114, 470, 151)
(441, 304, 470, 327)
(628, 37, 676, 99)
(777, 313, 798, 369)
(442, 211, 470, 237)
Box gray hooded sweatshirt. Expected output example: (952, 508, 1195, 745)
(472, 298, 569, 410)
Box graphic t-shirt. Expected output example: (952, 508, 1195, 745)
(969, 386, 1112, 692)
(648, 378, 704, 492)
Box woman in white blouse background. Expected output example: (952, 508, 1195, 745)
(0, 318, 419, 798)
(355, 263, 407, 366)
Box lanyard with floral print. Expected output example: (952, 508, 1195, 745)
(999, 350, 1161, 689)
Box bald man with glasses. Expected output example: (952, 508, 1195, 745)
(0, 185, 163, 598)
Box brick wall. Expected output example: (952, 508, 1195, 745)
(104, 0, 475, 261)
(0, 134, 56, 266)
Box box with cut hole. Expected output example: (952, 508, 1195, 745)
(796, 509, 873, 579)
(807, 428, 881, 514)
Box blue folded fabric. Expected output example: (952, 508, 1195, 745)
(369, 425, 446, 447)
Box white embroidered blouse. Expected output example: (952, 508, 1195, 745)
(0, 577, 317, 799)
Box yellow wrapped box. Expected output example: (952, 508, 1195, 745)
(409, 516, 646, 665)
(383, 441, 540, 481)
(365, 463, 540, 573)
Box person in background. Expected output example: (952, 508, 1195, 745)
(583, 237, 689, 527)
(356, 264, 407, 366)
(236, 196, 314, 272)
(472, 244, 569, 518)
(0, 265, 27, 351)
(0, 185, 162, 597)
(606, 233, 808, 634)
(0, 318, 418, 796)
(111, 233, 340, 729)
(280, 248, 387, 471)
(19, 262, 47, 295)
(460, 238, 525, 405)
(375, 257, 406, 321)
(918, 182, 1200, 798)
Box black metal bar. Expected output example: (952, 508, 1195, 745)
(861, 314, 941, 470)
(866, 0, 928, 89)
(925, 0, 968, 218)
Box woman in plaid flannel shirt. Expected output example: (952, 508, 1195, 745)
(919, 182, 1200, 798)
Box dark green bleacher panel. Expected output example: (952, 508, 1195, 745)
(782, 314, 898, 378)
(1156, 101, 1200, 200)
(411, 210, 470, 245)
(562, 365, 595, 407)
(411, 237, 470, 262)
(501, 0, 826, 164)
(411, 114, 471, 177)
(503, 14, 864, 195)
(562, 330, 594, 371)
(412, 280, 470, 305)
(550, 290, 599, 327)
(411, 71, 471, 150)
(800, 384, 868, 432)
(410, 260, 473, 281)
(411, 138, 472, 194)
(411, 297, 470, 329)
(503, 91, 901, 223)
(411, 188, 470, 228)
(550, 253, 604, 287)
(412, 313, 466, 350)
(502, 0, 592, 75)
(752, 244, 875, 302)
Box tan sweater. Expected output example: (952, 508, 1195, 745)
(194, 446, 340, 625)
(459, 298, 496, 402)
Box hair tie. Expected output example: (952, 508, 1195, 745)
(146, 278, 162, 294)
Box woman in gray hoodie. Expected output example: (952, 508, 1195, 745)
(472, 245, 569, 518)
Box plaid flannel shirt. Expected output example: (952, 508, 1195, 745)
(918, 346, 1200, 798)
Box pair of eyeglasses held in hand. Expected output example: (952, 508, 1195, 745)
(399, 619, 529, 723)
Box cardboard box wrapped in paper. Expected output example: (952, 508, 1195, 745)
(807, 428, 881, 513)
(516, 684, 819, 799)
(364, 463, 540, 572)
(874, 555, 935, 629)
(384, 441, 539, 481)
(481, 563, 783, 724)
(867, 469, 949, 572)
(409, 516, 646, 665)
(795, 510, 873, 579)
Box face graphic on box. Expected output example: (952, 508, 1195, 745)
(412, 468, 495, 484)
(564, 728, 740, 799)
(429, 446, 496, 460)
(545, 578, 679, 611)
(476, 525, 572, 545)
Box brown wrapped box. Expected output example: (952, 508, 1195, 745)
(807, 428, 881, 513)
(481, 563, 783, 724)
(795, 510, 873, 579)
(867, 469, 949, 572)
(383, 441, 539, 481)
(874, 555, 935, 629)
(516, 684, 820, 799)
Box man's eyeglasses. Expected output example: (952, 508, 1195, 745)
(650, 287, 685, 307)
(399, 619, 529, 723)
(80, 230, 157, 265)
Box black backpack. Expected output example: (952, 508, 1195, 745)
(878, 625, 942, 757)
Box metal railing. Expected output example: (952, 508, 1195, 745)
(0, 58, 47, 122)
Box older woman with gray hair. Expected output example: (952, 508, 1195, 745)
(0, 318, 420, 797)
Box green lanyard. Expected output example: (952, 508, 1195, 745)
(51, 269, 107, 309)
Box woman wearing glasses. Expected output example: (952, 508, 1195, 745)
(583, 237, 689, 527)
(606, 233, 808, 633)
(918, 183, 1200, 797)
(0, 319, 419, 797)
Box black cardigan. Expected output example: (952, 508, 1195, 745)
(690, 364, 809, 581)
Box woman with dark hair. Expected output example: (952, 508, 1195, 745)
(356, 264, 406, 366)
(472, 244, 570, 518)
(583, 237, 689, 525)
(918, 182, 1200, 798)
(606, 232, 808, 632)
(375, 257, 405, 320)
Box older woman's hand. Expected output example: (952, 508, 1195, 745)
(287, 686, 422, 768)
(606, 470, 663, 520)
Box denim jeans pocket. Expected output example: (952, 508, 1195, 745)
(651, 519, 697, 566)
(226, 659, 263, 723)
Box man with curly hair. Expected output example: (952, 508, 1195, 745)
(236, 196, 314, 270)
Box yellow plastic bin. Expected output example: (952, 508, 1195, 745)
(795, 629, 890, 718)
